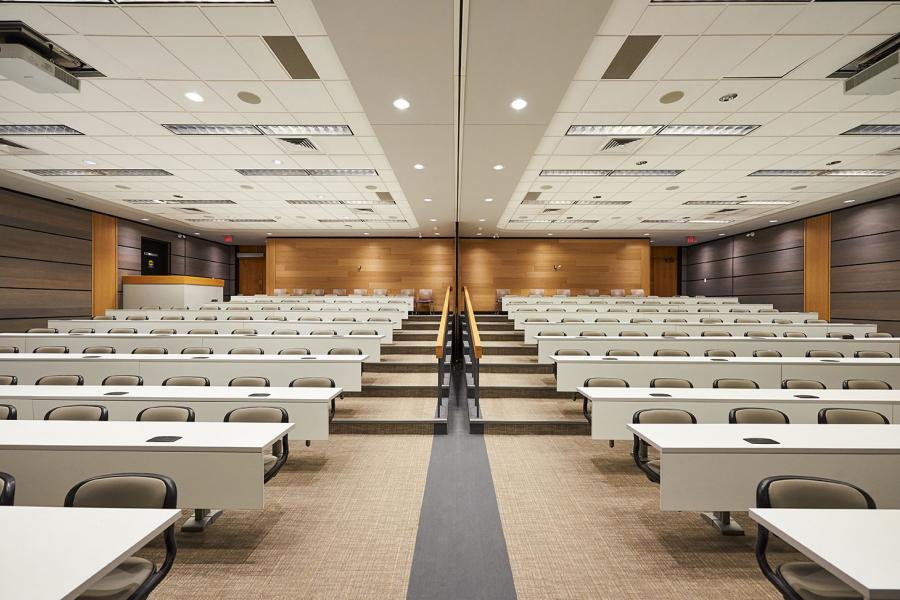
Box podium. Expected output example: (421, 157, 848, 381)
(122, 276, 224, 309)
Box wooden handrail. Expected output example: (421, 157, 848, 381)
(435, 285, 453, 359)
(463, 287, 483, 359)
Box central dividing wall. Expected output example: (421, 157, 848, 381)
(460, 238, 650, 312)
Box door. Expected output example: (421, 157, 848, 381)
(239, 258, 265, 295)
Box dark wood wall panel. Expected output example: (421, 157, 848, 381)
(737, 294, 804, 312)
(733, 247, 803, 277)
(0, 189, 92, 332)
(684, 258, 732, 280)
(732, 224, 803, 256)
(683, 238, 732, 264)
(733, 271, 803, 296)
(116, 221, 235, 302)
(830, 195, 900, 335)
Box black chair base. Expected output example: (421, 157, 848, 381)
(701, 511, 744, 536)
(182, 508, 222, 532)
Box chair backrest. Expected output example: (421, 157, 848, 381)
(584, 377, 629, 388)
(65, 473, 176, 509)
(349, 329, 378, 336)
(417, 289, 433, 301)
(35, 374, 83, 386)
(290, 377, 336, 388)
(229, 347, 263, 355)
(805, 319, 827, 324)
(227, 314, 253, 321)
(753, 349, 782, 357)
(636, 308, 658, 313)
(729, 407, 788, 424)
(328, 347, 362, 355)
(0, 375, 16, 385)
(704, 349, 735, 357)
(610, 288, 625, 297)
(654, 349, 689, 357)
(865, 332, 893, 338)
(278, 348, 310, 355)
(0, 472, 14, 506)
(782, 379, 826, 390)
(226, 306, 249, 311)
(188, 328, 217, 334)
(137, 406, 195, 422)
(44, 404, 108, 421)
(125, 316, 148, 321)
(27, 327, 57, 333)
(272, 329, 299, 335)
(555, 349, 589, 357)
(782, 331, 807, 338)
(745, 331, 776, 338)
(661, 331, 688, 337)
(0, 404, 17, 420)
(854, 350, 893, 358)
(195, 315, 218, 321)
(373, 288, 387, 296)
(843, 378, 892, 390)
(734, 318, 760, 324)
(618, 331, 647, 337)
(181, 347, 212, 355)
(33, 346, 68, 354)
(333, 289, 347, 296)
(332, 316, 357, 323)
(633, 408, 696, 424)
(714, 378, 759, 389)
(806, 350, 843, 358)
(93, 316, 116, 321)
(758, 476, 875, 511)
(584, 289, 600, 296)
(229, 376, 270, 387)
(575, 308, 597, 313)
(0, 346, 18, 354)
(630, 318, 652, 324)
(651, 378, 692, 388)
(132, 347, 167, 354)
(663, 318, 687, 324)
(826, 332, 854, 339)
(68, 327, 95, 334)
(579, 331, 606, 337)
(83, 346, 115, 354)
(561, 318, 584, 324)
(818, 408, 889, 424)
(224, 406, 290, 482)
(524, 318, 549, 324)
(529, 289, 544, 297)
(300, 316, 323, 322)
(265, 315, 287, 321)
(102, 374, 143, 386)
(606, 349, 638, 357)
(150, 328, 177, 335)
(290, 306, 310, 311)
(536, 330, 566, 337)
(772, 318, 793, 324)
(107, 327, 137, 334)
(310, 329, 338, 336)
(162, 376, 210, 386)
(160, 315, 184, 321)
(701, 318, 723, 324)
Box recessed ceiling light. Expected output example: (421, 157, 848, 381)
(643, 233, 650, 236)
(413, 163, 425, 170)
(741, 200, 795, 206)
(363, 232, 370, 235)
(434, 232, 440, 235)
(540, 169, 612, 177)
(26, 169, 172, 177)
(193, 232, 200, 235)
(272, 159, 282, 165)
(184, 91, 204, 103)
(718, 233, 725, 236)
(610, 169, 683, 177)
(547, 233, 553, 236)
(140, 218, 150, 221)
(844, 199, 856, 204)
(237, 91, 262, 105)
(393, 98, 410, 110)
(429, 218, 437, 222)
(492, 164, 504, 171)
(749, 170, 823, 177)
(567, 125, 663, 136)
(510, 98, 528, 110)
(659, 90, 684, 104)
(769, 220, 778, 223)
(83, 160, 96, 166)
(823, 169, 897, 177)
(423, 198, 432, 202)
(841, 124, 900, 136)
(484, 198, 493, 202)
(718, 93, 738, 103)
(266, 232, 272, 236)
(477, 232, 483, 236)
(479, 218, 486, 222)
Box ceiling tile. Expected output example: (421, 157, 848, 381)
(632, 5, 724, 36)
(46, 6, 145, 35)
(90, 36, 196, 80)
(161, 37, 258, 80)
(123, 7, 218, 36)
(631, 36, 695, 82)
(781, 3, 885, 35)
(228, 37, 290, 81)
(582, 80, 654, 112)
(665, 36, 767, 80)
(729, 35, 839, 79)
(706, 4, 804, 35)
(202, 6, 291, 36)
(573, 36, 626, 80)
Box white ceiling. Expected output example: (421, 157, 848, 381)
(0, 0, 897, 245)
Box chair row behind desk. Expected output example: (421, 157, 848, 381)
(523, 322, 876, 341)
(104, 309, 406, 327)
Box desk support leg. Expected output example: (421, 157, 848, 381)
(701, 511, 744, 536)
(182, 508, 223, 532)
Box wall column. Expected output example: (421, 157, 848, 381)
(803, 214, 831, 321)
(91, 213, 118, 316)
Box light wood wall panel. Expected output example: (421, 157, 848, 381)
(266, 238, 455, 306)
(91, 213, 118, 316)
(650, 246, 678, 296)
(460, 238, 650, 312)
(804, 213, 831, 321)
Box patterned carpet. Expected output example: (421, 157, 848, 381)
(484, 434, 788, 600)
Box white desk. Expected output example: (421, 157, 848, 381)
(537, 336, 899, 364)
(514, 311, 817, 329)
(0, 353, 365, 390)
(0, 506, 181, 600)
(184, 302, 408, 312)
(0, 385, 337, 442)
(749, 509, 900, 600)
(48, 320, 394, 342)
(524, 322, 877, 343)
(0, 333, 383, 363)
(105, 308, 405, 327)
(581, 387, 900, 440)
(554, 355, 900, 391)
(628, 424, 900, 533)
(0, 420, 292, 512)
(502, 296, 742, 310)
(231, 294, 415, 309)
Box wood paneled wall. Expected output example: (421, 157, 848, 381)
(117, 222, 235, 305)
(681, 222, 805, 311)
(266, 238, 455, 305)
(238, 245, 266, 296)
(460, 238, 650, 312)
(650, 246, 678, 297)
(831, 194, 900, 335)
(804, 214, 831, 321)
(91, 213, 118, 316)
(0, 189, 93, 332)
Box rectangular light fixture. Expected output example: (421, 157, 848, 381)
(749, 169, 897, 177)
(658, 124, 758, 136)
(116, 0, 271, 3)
(307, 169, 378, 176)
(842, 124, 900, 135)
(688, 219, 732, 224)
(576, 200, 632, 206)
(539, 170, 612, 177)
(26, 169, 172, 176)
(257, 125, 353, 136)
(0, 124, 83, 135)
(821, 169, 897, 177)
(286, 199, 343, 205)
(165, 199, 236, 205)
(610, 169, 683, 177)
(163, 124, 261, 136)
(682, 200, 743, 205)
(739, 200, 796, 206)
(748, 170, 823, 177)
(641, 219, 687, 224)
(236, 169, 309, 176)
(566, 125, 663, 136)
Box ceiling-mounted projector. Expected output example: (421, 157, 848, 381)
(844, 50, 899, 96)
(0, 43, 80, 93)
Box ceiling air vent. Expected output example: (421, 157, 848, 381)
(521, 192, 542, 205)
(602, 36, 660, 80)
(277, 137, 318, 152)
(542, 208, 563, 214)
(601, 138, 641, 152)
(176, 207, 208, 213)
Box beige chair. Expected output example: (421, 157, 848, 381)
(0, 404, 15, 420)
(630, 318, 653, 324)
(310, 329, 337, 336)
(783, 331, 807, 338)
(701, 331, 731, 337)
(231, 328, 257, 335)
(229, 376, 270, 387)
(265, 315, 288, 321)
(701, 318, 723, 325)
(755, 475, 875, 600)
(536, 330, 566, 337)
(188, 328, 217, 335)
(162, 376, 209, 386)
(102, 375, 143, 386)
(349, 329, 378, 336)
(594, 318, 620, 323)
(806, 350, 843, 358)
(579, 331, 606, 337)
(582, 377, 629, 423)
(195, 315, 218, 321)
(229, 347, 263, 355)
(132, 347, 167, 355)
(137, 406, 195, 422)
(200, 305, 220, 311)
(272, 329, 299, 335)
(842, 379, 892, 390)
(782, 379, 826, 390)
(729, 407, 788, 424)
(745, 331, 776, 338)
(181, 347, 213, 355)
(632, 408, 696, 483)
(125, 316, 148, 321)
(300, 316, 323, 323)
(35, 374, 83, 386)
(524, 318, 549, 324)
(290, 306, 310, 311)
(561, 318, 584, 324)
(332, 289, 347, 296)
(64, 473, 178, 600)
(278, 348, 311, 355)
(754, 349, 782, 358)
(661, 330, 688, 337)
(704, 349, 735, 357)
(68, 327, 95, 334)
(714, 378, 759, 389)
(663, 318, 687, 324)
(328, 347, 362, 356)
(83, 346, 115, 354)
(606, 349, 638, 357)
(311, 289, 325, 296)
(865, 332, 893, 338)
(150, 328, 177, 335)
(160, 315, 184, 321)
(92, 316, 116, 321)
(854, 350, 892, 358)
(576, 308, 597, 313)
(0, 346, 18, 354)
(415, 289, 434, 314)
(734, 318, 760, 324)
(772, 318, 794, 325)
(44, 404, 108, 421)
(368, 317, 393, 323)
(260, 306, 280, 311)
(140, 306, 161, 310)
(333, 316, 357, 323)
(651, 378, 692, 388)
(0, 375, 17, 385)
(826, 332, 854, 339)
(654, 349, 689, 357)
(108, 328, 138, 334)
(618, 331, 647, 337)
(373, 288, 387, 296)
(729, 308, 750, 313)
(226, 306, 249, 311)
(227, 315, 254, 321)
(818, 407, 889, 424)
(225, 407, 289, 481)
(805, 319, 827, 324)
(27, 327, 57, 333)
(33, 346, 68, 354)
(636, 308, 658, 314)
(291, 376, 339, 419)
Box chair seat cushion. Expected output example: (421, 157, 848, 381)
(778, 562, 862, 600)
(263, 453, 278, 470)
(645, 459, 660, 476)
(78, 556, 154, 600)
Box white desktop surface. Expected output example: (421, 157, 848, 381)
(0, 506, 181, 600)
(750, 509, 900, 600)
(522, 322, 876, 343)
